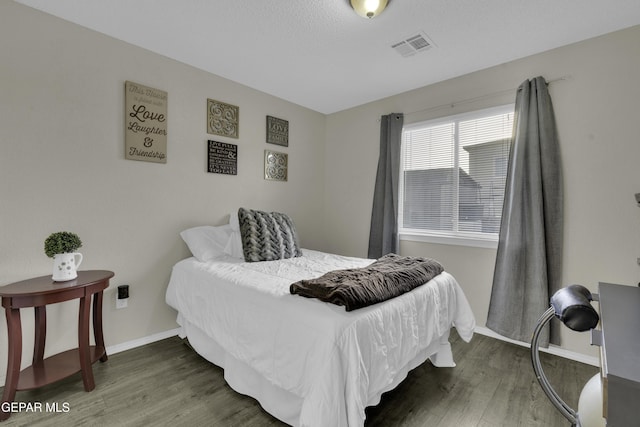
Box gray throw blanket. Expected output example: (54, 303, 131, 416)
(289, 253, 443, 311)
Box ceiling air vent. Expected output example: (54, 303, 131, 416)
(391, 32, 434, 57)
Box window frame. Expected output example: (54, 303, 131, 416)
(398, 104, 514, 249)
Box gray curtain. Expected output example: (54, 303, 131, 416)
(368, 113, 404, 259)
(486, 77, 563, 347)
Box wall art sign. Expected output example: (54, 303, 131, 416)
(125, 81, 167, 163)
(264, 150, 288, 181)
(208, 140, 238, 175)
(207, 98, 239, 139)
(266, 115, 289, 146)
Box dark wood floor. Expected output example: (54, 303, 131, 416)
(0, 331, 597, 426)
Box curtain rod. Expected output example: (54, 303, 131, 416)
(403, 75, 572, 118)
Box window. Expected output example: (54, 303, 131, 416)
(399, 105, 514, 247)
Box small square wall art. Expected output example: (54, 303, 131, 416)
(207, 140, 237, 175)
(266, 115, 289, 146)
(264, 150, 287, 181)
(207, 98, 239, 139)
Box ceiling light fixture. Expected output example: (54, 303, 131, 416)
(350, 0, 389, 19)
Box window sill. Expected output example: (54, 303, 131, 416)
(399, 231, 498, 249)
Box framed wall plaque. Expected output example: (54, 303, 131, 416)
(266, 115, 289, 146)
(264, 150, 287, 181)
(125, 81, 168, 163)
(207, 99, 239, 139)
(208, 140, 238, 175)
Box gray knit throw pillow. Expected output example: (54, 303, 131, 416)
(238, 208, 303, 262)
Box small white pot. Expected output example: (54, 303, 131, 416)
(52, 252, 83, 281)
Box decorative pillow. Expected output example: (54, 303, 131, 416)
(238, 208, 303, 262)
(180, 224, 232, 262)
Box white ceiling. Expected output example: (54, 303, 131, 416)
(14, 0, 640, 114)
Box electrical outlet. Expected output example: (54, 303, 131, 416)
(116, 284, 129, 309)
(116, 293, 128, 309)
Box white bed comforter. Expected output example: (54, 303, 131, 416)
(166, 249, 475, 427)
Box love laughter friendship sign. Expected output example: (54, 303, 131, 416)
(125, 81, 167, 163)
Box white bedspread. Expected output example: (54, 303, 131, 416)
(166, 249, 475, 426)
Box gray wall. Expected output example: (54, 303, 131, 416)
(324, 25, 640, 358)
(0, 2, 327, 381)
(2, 1, 640, 378)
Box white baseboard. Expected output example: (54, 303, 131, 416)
(146, 326, 599, 367)
(2, 326, 597, 388)
(106, 328, 181, 355)
(108, 326, 599, 367)
(0, 328, 181, 387)
(473, 326, 600, 367)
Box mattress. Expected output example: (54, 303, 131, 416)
(165, 249, 475, 426)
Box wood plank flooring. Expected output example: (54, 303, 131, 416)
(0, 331, 598, 426)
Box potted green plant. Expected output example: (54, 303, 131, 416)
(44, 231, 83, 281)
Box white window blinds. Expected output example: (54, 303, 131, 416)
(400, 105, 514, 241)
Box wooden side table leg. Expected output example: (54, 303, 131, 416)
(93, 290, 108, 362)
(33, 306, 47, 366)
(1, 307, 22, 421)
(78, 294, 95, 392)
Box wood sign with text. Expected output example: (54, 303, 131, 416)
(208, 140, 238, 175)
(266, 115, 289, 146)
(125, 81, 167, 163)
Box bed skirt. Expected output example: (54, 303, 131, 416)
(177, 313, 457, 426)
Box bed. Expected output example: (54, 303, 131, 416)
(165, 209, 475, 427)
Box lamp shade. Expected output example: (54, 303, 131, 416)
(350, 0, 389, 19)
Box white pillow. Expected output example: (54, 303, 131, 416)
(180, 224, 232, 262)
(229, 210, 240, 231)
(223, 210, 244, 258)
(224, 230, 244, 258)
